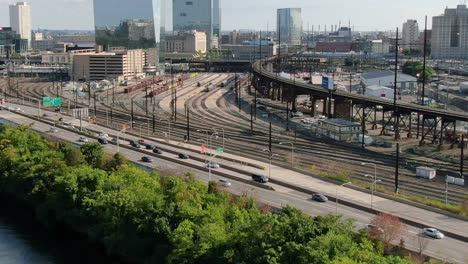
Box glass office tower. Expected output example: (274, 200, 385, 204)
(277, 8, 302, 45)
(93, 0, 165, 65)
(173, 0, 221, 49)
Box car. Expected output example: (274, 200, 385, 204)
(141, 156, 153, 163)
(423, 228, 444, 239)
(79, 137, 89, 142)
(130, 140, 141, 148)
(43, 113, 49, 117)
(15, 107, 21, 111)
(153, 148, 163, 154)
(206, 161, 220, 169)
(54, 107, 61, 112)
(146, 144, 156, 150)
(311, 193, 328, 202)
(98, 133, 109, 139)
(178, 153, 190, 159)
(49, 127, 59, 133)
(138, 139, 145, 144)
(252, 173, 269, 183)
(291, 111, 304, 118)
(219, 179, 231, 187)
(366, 224, 384, 234)
(98, 138, 108, 145)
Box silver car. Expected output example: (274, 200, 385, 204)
(219, 179, 231, 187)
(79, 136, 89, 142)
(49, 127, 59, 133)
(423, 228, 444, 239)
(206, 161, 220, 169)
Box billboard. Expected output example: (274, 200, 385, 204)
(322, 76, 334, 90)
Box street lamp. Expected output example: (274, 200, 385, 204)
(263, 149, 279, 178)
(335, 182, 352, 214)
(364, 174, 382, 209)
(279, 141, 294, 167)
(160, 118, 171, 139)
(212, 127, 225, 151)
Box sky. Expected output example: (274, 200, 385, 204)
(0, 0, 465, 32)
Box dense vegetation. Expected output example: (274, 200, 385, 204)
(402, 61, 434, 82)
(0, 125, 412, 263)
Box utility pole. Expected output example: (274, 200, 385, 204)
(461, 135, 465, 179)
(186, 106, 190, 141)
(269, 121, 272, 152)
(145, 84, 149, 115)
(286, 101, 290, 131)
(393, 27, 400, 141)
(131, 98, 134, 129)
(395, 143, 400, 193)
(250, 104, 254, 134)
(152, 102, 156, 134)
(422, 16, 428, 105)
(93, 92, 97, 118)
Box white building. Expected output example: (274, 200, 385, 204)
(371, 40, 390, 54)
(361, 71, 417, 91)
(365, 85, 394, 100)
(402, 19, 419, 49)
(432, 5, 468, 59)
(9, 2, 31, 49)
(277, 8, 302, 45)
(164, 31, 207, 54)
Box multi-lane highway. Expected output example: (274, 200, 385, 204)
(1, 104, 468, 263)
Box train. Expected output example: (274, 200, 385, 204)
(123, 74, 191, 94)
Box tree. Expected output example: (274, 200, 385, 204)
(80, 142, 103, 168)
(402, 61, 433, 81)
(59, 143, 85, 166)
(370, 213, 407, 249)
(104, 152, 128, 171)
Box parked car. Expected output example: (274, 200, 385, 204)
(291, 111, 304, 118)
(49, 127, 59, 133)
(98, 138, 108, 145)
(79, 136, 89, 142)
(423, 228, 444, 239)
(153, 148, 163, 155)
(252, 173, 269, 183)
(206, 161, 220, 169)
(311, 193, 328, 202)
(178, 153, 190, 159)
(219, 179, 231, 187)
(141, 156, 153, 163)
(138, 139, 145, 144)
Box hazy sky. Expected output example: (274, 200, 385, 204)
(0, 0, 464, 31)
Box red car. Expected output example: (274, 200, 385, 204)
(138, 139, 145, 144)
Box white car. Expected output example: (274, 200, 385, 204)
(219, 179, 231, 187)
(423, 228, 444, 239)
(206, 161, 220, 169)
(98, 133, 109, 139)
(79, 137, 89, 142)
(291, 111, 304, 118)
(49, 127, 59, 133)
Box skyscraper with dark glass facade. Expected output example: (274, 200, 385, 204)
(93, 0, 166, 65)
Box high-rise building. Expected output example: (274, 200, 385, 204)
(172, 0, 221, 49)
(93, 0, 166, 66)
(164, 31, 207, 54)
(432, 5, 468, 59)
(9, 2, 31, 49)
(277, 8, 302, 45)
(402, 19, 419, 49)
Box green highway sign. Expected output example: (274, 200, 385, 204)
(43, 97, 62, 107)
(216, 148, 224, 154)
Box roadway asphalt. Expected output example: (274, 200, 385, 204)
(1, 107, 467, 263)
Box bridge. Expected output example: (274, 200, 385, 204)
(252, 57, 468, 146)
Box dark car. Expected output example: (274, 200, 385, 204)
(98, 138, 108, 145)
(130, 141, 141, 148)
(141, 156, 153, 163)
(178, 153, 190, 159)
(252, 174, 269, 183)
(153, 148, 163, 154)
(54, 107, 61, 112)
(311, 194, 328, 202)
(146, 144, 156, 150)
(138, 139, 145, 144)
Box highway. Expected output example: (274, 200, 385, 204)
(1, 107, 468, 263)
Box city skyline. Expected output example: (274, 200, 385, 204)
(0, 0, 463, 31)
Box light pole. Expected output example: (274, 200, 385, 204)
(116, 125, 128, 153)
(364, 174, 381, 209)
(335, 182, 352, 214)
(212, 127, 225, 151)
(263, 149, 278, 179)
(160, 119, 172, 139)
(279, 141, 294, 167)
(361, 162, 377, 185)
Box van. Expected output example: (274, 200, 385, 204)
(252, 173, 269, 183)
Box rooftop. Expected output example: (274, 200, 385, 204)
(320, 118, 360, 127)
